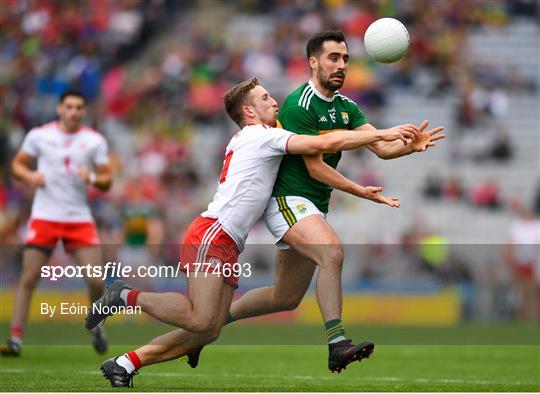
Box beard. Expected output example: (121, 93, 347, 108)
(61, 117, 81, 131)
(317, 69, 345, 92)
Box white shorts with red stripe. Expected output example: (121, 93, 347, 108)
(179, 215, 240, 288)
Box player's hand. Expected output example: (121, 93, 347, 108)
(381, 124, 418, 145)
(27, 172, 45, 188)
(409, 120, 445, 152)
(78, 165, 90, 183)
(359, 186, 400, 208)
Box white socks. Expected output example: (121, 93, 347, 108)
(116, 354, 136, 374)
(329, 335, 346, 344)
(120, 289, 130, 305)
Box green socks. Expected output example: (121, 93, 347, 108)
(325, 319, 346, 344)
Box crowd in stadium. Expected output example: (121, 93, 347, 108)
(1, 1, 538, 319)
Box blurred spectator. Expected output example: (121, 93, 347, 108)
(470, 179, 501, 209)
(442, 175, 464, 201)
(472, 84, 509, 122)
(474, 127, 514, 162)
(456, 79, 510, 130)
(456, 81, 480, 128)
(491, 131, 513, 160)
(422, 173, 443, 199)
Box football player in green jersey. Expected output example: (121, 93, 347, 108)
(89, 78, 418, 387)
(202, 30, 445, 373)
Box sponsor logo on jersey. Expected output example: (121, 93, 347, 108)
(341, 112, 349, 124)
(319, 115, 328, 122)
(296, 204, 307, 214)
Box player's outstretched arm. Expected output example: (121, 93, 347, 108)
(11, 150, 45, 188)
(361, 121, 445, 160)
(286, 125, 416, 155)
(301, 154, 399, 207)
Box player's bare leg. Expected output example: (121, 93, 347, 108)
(281, 215, 344, 323)
(73, 246, 108, 354)
(190, 216, 373, 372)
(201, 215, 373, 372)
(99, 283, 234, 388)
(72, 246, 105, 304)
(1, 247, 49, 356)
(135, 283, 235, 366)
(86, 274, 225, 334)
(230, 249, 316, 319)
(139, 275, 225, 332)
(187, 249, 315, 368)
(279, 216, 374, 372)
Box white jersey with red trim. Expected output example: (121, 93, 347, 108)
(21, 121, 110, 222)
(202, 123, 294, 250)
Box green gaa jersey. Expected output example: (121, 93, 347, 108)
(272, 80, 368, 213)
(123, 202, 158, 245)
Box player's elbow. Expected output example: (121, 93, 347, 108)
(305, 140, 331, 154)
(376, 152, 392, 160)
(369, 142, 392, 160)
(372, 147, 392, 160)
(321, 141, 339, 153)
(317, 137, 340, 153)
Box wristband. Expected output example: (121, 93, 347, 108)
(88, 171, 97, 184)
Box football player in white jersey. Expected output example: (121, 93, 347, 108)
(1, 90, 113, 357)
(85, 78, 416, 388)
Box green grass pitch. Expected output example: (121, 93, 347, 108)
(1, 323, 538, 391)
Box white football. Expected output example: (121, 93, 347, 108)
(364, 18, 410, 64)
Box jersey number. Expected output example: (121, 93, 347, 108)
(219, 151, 233, 184)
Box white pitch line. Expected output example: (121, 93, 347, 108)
(1, 368, 536, 387)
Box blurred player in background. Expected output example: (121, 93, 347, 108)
(1, 90, 113, 356)
(85, 78, 415, 388)
(205, 30, 445, 373)
(503, 199, 540, 321)
(116, 177, 164, 291)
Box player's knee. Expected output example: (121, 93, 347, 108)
(318, 246, 344, 269)
(280, 297, 302, 311)
(190, 316, 216, 334)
